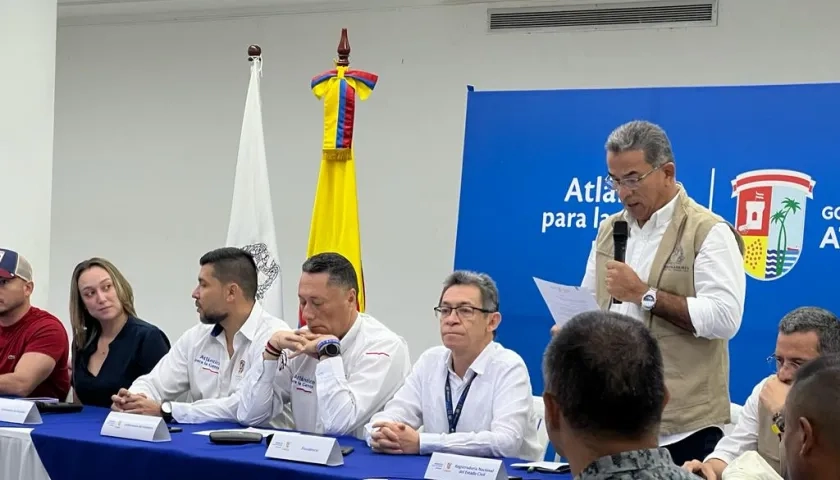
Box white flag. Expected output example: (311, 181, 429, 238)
(226, 55, 284, 318)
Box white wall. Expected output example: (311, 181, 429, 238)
(50, 0, 840, 357)
(2, 1, 57, 308)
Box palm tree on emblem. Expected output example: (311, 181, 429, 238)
(769, 197, 801, 276)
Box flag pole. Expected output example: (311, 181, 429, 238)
(227, 42, 286, 320)
(337, 28, 350, 66)
(303, 29, 378, 326)
(248, 44, 261, 59)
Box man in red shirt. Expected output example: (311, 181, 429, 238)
(0, 248, 70, 400)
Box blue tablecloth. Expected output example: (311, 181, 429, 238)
(0, 407, 571, 480)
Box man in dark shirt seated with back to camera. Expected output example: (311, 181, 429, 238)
(543, 310, 699, 479)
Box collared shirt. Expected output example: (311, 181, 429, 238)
(705, 376, 770, 465)
(236, 312, 411, 439)
(577, 448, 699, 479)
(128, 302, 290, 424)
(364, 342, 543, 461)
(581, 190, 746, 444)
(581, 190, 746, 341)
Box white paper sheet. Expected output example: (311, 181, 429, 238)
(510, 460, 570, 471)
(533, 277, 600, 326)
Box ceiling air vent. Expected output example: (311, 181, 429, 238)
(488, 0, 717, 32)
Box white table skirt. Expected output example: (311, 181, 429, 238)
(0, 427, 51, 480)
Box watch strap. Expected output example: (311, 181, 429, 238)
(161, 401, 173, 423)
(317, 338, 341, 359)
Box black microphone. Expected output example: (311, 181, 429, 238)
(612, 220, 628, 304)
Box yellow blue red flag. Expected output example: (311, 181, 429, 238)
(302, 29, 377, 326)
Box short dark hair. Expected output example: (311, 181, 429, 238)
(795, 354, 840, 384)
(301, 252, 359, 293)
(199, 247, 258, 301)
(787, 359, 840, 449)
(543, 310, 665, 439)
(779, 307, 840, 354)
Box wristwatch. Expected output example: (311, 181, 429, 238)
(641, 288, 658, 311)
(317, 338, 341, 360)
(160, 401, 173, 423)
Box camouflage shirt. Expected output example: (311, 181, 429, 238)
(577, 448, 701, 479)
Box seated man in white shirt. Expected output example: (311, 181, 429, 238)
(110, 247, 291, 424)
(364, 271, 543, 461)
(682, 306, 840, 479)
(236, 252, 411, 438)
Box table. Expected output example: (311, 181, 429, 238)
(0, 426, 50, 480)
(0, 406, 571, 480)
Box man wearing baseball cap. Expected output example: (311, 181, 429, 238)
(0, 248, 70, 400)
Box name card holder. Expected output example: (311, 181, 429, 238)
(265, 430, 344, 466)
(100, 411, 171, 442)
(424, 452, 508, 480)
(0, 398, 42, 425)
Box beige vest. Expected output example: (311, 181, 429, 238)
(756, 403, 783, 475)
(593, 188, 745, 436)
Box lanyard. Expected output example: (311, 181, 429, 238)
(445, 371, 476, 434)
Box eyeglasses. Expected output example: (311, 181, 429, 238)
(434, 305, 496, 320)
(604, 162, 670, 190)
(767, 354, 806, 372)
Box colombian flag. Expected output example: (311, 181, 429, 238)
(303, 65, 377, 326)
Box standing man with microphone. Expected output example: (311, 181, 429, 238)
(561, 120, 747, 464)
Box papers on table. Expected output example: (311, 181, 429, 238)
(533, 277, 599, 326)
(193, 427, 289, 438)
(510, 460, 570, 472)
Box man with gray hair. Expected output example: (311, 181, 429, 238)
(683, 306, 840, 478)
(571, 120, 747, 463)
(364, 270, 542, 461)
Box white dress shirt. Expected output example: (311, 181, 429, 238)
(706, 377, 770, 465)
(581, 190, 746, 444)
(128, 302, 290, 424)
(364, 342, 543, 462)
(236, 312, 411, 439)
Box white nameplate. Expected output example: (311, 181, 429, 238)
(100, 411, 171, 442)
(265, 430, 343, 466)
(424, 452, 508, 480)
(0, 398, 42, 425)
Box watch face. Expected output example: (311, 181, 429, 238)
(643, 294, 655, 303)
(162, 402, 172, 414)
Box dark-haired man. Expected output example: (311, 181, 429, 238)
(237, 252, 411, 439)
(782, 355, 840, 479)
(543, 310, 697, 478)
(683, 306, 840, 478)
(111, 247, 291, 423)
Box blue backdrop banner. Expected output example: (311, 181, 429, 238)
(454, 83, 840, 408)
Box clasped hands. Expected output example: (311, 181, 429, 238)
(110, 388, 161, 416)
(265, 329, 339, 360)
(369, 421, 420, 455)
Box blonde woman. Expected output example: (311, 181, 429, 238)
(70, 258, 170, 407)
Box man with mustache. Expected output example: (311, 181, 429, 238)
(111, 247, 291, 424)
